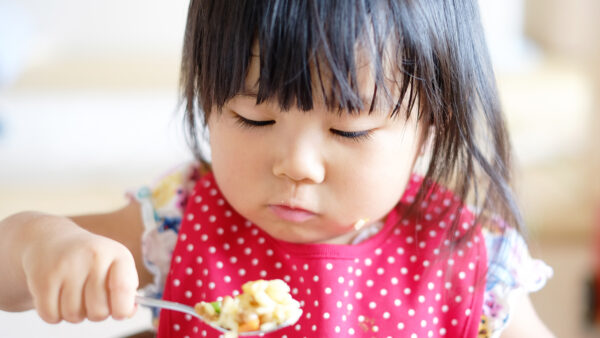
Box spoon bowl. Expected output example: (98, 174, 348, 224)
(135, 295, 297, 336)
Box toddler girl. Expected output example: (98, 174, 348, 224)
(0, 0, 554, 337)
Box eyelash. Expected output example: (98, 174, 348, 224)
(233, 114, 373, 141)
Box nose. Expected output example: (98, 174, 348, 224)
(272, 131, 326, 184)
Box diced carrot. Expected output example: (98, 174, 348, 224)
(238, 318, 260, 332)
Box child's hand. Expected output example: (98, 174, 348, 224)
(20, 216, 139, 323)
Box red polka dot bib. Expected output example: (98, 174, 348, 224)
(158, 173, 487, 337)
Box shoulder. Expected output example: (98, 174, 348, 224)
(480, 226, 553, 337)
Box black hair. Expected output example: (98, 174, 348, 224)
(180, 0, 523, 240)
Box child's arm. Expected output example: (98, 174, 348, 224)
(500, 293, 555, 338)
(0, 201, 151, 323)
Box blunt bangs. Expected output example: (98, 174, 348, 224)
(182, 0, 423, 117)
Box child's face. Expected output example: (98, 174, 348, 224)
(208, 57, 423, 244)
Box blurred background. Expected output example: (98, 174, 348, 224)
(0, 0, 599, 337)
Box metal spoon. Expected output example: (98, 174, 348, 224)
(135, 295, 297, 336)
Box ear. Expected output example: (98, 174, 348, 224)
(411, 125, 434, 174)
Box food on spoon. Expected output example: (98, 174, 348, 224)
(194, 279, 302, 336)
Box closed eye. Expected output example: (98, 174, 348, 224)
(330, 128, 374, 142)
(234, 114, 275, 128)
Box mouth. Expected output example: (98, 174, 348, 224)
(269, 204, 317, 223)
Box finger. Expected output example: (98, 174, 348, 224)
(60, 276, 87, 323)
(26, 274, 62, 324)
(84, 263, 111, 322)
(107, 255, 139, 320)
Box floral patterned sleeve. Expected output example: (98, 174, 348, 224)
(479, 227, 553, 337)
(128, 162, 203, 325)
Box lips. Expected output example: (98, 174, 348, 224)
(269, 204, 317, 223)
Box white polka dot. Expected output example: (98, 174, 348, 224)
(313, 275, 319, 282)
(186, 244, 194, 252)
(336, 301, 342, 308)
(325, 287, 332, 294)
(364, 258, 372, 266)
(387, 256, 395, 264)
(455, 295, 462, 303)
(224, 275, 231, 283)
(216, 261, 223, 269)
(201, 234, 208, 241)
(173, 324, 180, 331)
(410, 255, 417, 262)
(423, 260, 430, 267)
(391, 277, 399, 285)
(394, 299, 401, 306)
(442, 305, 448, 312)
(194, 196, 202, 203)
(196, 280, 202, 287)
(413, 274, 420, 281)
(266, 249, 274, 256)
(401, 267, 408, 274)
(408, 309, 415, 316)
(238, 268, 246, 276)
(375, 248, 383, 255)
(468, 262, 475, 270)
(230, 256, 237, 264)
(366, 280, 374, 287)
(225, 211, 232, 217)
(440, 328, 447, 335)
(369, 301, 377, 309)
(185, 290, 192, 298)
(326, 262, 333, 270)
(451, 319, 458, 326)
(284, 275, 291, 282)
(323, 312, 330, 319)
(303, 264, 309, 270)
(208, 282, 215, 289)
(208, 215, 216, 222)
(397, 247, 405, 255)
(377, 267, 385, 275)
(355, 292, 363, 299)
(433, 317, 439, 324)
(404, 288, 411, 295)
(216, 227, 224, 235)
(314, 300, 319, 307)
(175, 256, 182, 263)
(419, 242, 426, 248)
(334, 326, 340, 333)
(459, 271, 466, 279)
(355, 269, 363, 276)
(185, 267, 193, 275)
(383, 312, 391, 319)
(380, 289, 388, 296)
(252, 258, 259, 265)
(194, 224, 201, 231)
(208, 246, 216, 254)
(186, 214, 194, 221)
(173, 279, 180, 287)
(428, 306, 434, 314)
(406, 236, 414, 243)
(338, 276, 345, 284)
(466, 309, 471, 316)
(236, 237, 244, 245)
(421, 319, 427, 327)
(428, 282, 435, 290)
(418, 295, 425, 303)
(260, 270, 267, 277)
(348, 328, 355, 335)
